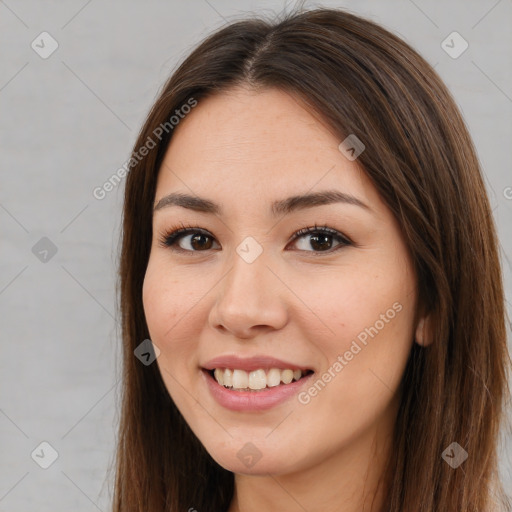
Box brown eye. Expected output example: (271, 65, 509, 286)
(187, 233, 215, 251)
(159, 224, 351, 255)
(289, 226, 352, 253)
(161, 229, 220, 252)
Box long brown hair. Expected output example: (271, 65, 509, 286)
(110, 7, 512, 511)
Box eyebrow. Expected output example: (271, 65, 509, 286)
(153, 190, 370, 216)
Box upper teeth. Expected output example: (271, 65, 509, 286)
(213, 368, 304, 390)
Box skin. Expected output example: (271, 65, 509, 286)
(142, 85, 431, 512)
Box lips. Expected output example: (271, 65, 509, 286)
(200, 354, 315, 411)
(202, 354, 314, 373)
(201, 367, 315, 411)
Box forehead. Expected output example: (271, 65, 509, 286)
(155, 86, 379, 214)
(165, 86, 335, 163)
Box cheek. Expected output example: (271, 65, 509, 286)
(142, 261, 203, 411)
(142, 259, 200, 359)
(302, 259, 415, 388)
(142, 262, 169, 339)
(301, 265, 412, 342)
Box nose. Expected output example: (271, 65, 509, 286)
(208, 248, 288, 339)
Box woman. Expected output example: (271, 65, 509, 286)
(111, 6, 511, 511)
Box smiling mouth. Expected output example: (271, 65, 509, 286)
(207, 368, 314, 391)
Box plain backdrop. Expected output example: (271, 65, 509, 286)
(1, 0, 511, 510)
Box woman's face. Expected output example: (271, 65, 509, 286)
(143, 86, 421, 476)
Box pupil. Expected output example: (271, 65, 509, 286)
(191, 234, 212, 250)
(311, 234, 331, 251)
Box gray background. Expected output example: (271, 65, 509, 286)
(1, 0, 511, 510)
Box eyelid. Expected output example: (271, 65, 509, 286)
(292, 225, 352, 246)
(157, 225, 219, 252)
(158, 223, 353, 255)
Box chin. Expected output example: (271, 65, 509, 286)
(201, 439, 302, 475)
(218, 454, 294, 475)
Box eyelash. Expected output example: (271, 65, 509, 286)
(157, 222, 353, 256)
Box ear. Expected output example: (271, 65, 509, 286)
(415, 314, 433, 347)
